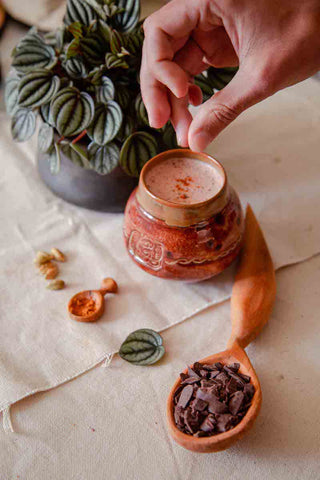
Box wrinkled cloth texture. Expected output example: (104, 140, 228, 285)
(0, 254, 320, 480)
(0, 77, 320, 420)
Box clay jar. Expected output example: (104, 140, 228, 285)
(123, 149, 244, 282)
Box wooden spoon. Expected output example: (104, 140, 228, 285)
(68, 278, 118, 323)
(167, 205, 276, 453)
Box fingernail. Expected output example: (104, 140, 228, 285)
(192, 131, 211, 152)
(176, 127, 188, 147)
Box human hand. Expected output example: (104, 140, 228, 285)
(141, 0, 320, 151)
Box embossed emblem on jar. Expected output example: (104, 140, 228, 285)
(128, 230, 164, 271)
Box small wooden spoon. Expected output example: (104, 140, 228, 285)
(167, 205, 276, 452)
(68, 278, 118, 323)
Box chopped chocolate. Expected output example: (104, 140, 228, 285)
(172, 361, 255, 437)
(184, 409, 202, 434)
(215, 371, 230, 385)
(243, 383, 255, 400)
(226, 377, 241, 395)
(187, 366, 201, 379)
(181, 376, 201, 385)
(239, 373, 251, 383)
(200, 414, 217, 433)
(201, 364, 220, 371)
(229, 391, 245, 415)
(215, 413, 238, 433)
(191, 398, 208, 412)
(177, 385, 193, 408)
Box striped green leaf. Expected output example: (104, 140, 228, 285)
(110, 29, 127, 54)
(38, 123, 54, 153)
(119, 329, 165, 366)
(162, 122, 178, 149)
(64, 56, 88, 78)
(88, 141, 120, 174)
(64, 0, 98, 26)
(46, 143, 61, 175)
(12, 42, 56, 74)
(105, 52, 129, 69)
(5, 76, 20, 115)
(40, 102, 54, 126)
(11, 108, 36, 142)
(50, 87, 95, 137)
(81, 33, 106, 65)
(115, 83, 130, 109)
(194, 73, 214, 102)
(97, 20, 111, 44)
(87, 101, 122, 145)
(113, 0, 140, 33)
(96, 76, 115, 103)
(119, 131, 158, 177)
(61, 142, 92, 169)
(207, 66, 238, 90)
(135, 93, 148, 125)
(116, 116, 134, 141)
(18, 70, 60, 108)
(68, 21, 83, 39)
(126, 28, 143, 55)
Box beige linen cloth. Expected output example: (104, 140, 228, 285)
(0, 78, 320, 430)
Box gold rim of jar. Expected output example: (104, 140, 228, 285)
(137, 149, 228, 227)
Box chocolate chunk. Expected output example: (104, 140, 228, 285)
(199, 369, 210, 378)
(229, 391, 245, 415)
(174, 405, 185, 428)
(215, 362, 223, 370)
(244, 383, 255, 400)
(180, 373, 189, 381)
(200, 414, 217, 433)
(187, 366, 201, 380)
(200, 379, 220, 390)
(228, 372, 245, 389)
(196, 387, 219, 402)
(181, 376, 200, 385)
(191, 398, 208, 412)
(215, 372, 229, 385)
(184, 409, 202, 434)
(177, 385, 193, 408)
(226, 377, 241, 395)
(192, 362, 203, 374)
(209, 370, 220, 379)
(215, 414, 238, 433)
(208, 396, 229, 415)
(227, 363, 240, 373)
(239, 373, 251, 383)
(201, 364, 220, 371)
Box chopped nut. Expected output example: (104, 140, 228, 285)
(51, 247, 66, 262)
(34, 251, 54, 266)
(39, 261, 55, 275)
(46, 279, 65, 290)
(45, 263, 59, 280)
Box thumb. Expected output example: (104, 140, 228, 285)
(188, 68, 269, 151)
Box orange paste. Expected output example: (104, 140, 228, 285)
(70, 296, 96, 316)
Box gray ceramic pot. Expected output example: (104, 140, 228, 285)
(37, 148, 138, 212)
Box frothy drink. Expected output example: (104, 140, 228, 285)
(145, 156, 223, 205)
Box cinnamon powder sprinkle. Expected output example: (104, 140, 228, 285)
(69, 296, 96, 316)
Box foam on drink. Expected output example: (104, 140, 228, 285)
(145, 156, 223, 205)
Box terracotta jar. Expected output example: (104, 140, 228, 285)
(123, 150, 244, 282)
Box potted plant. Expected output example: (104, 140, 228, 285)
(5, 0, 236, 212)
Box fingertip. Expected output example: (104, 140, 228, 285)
(188, 127, 212, 152)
